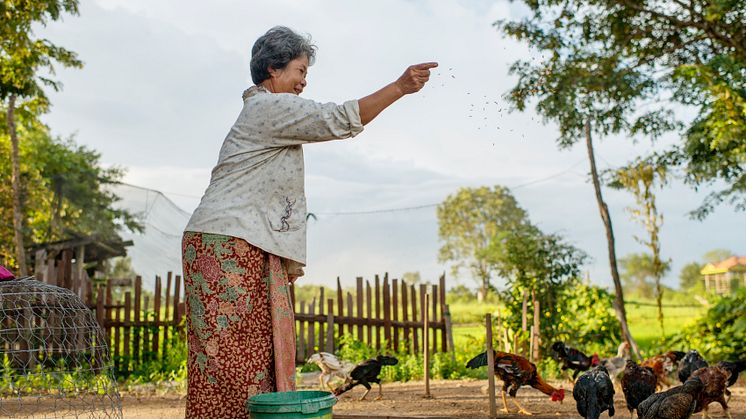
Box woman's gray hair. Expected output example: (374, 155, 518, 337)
(250, 26, 317, 85)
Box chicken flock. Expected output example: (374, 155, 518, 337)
(307, 343, 744, 418)
(549, 342, 745, 419)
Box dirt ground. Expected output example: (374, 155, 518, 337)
(112, 377, 746, 419)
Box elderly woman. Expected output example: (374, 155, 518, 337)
(182, 26, 435, 417)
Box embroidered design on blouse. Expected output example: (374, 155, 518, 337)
(277, 197, 296, 232)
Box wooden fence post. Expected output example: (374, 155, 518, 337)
(423, 293, 431, 398)
(124, 292, 131, 375)
(325, 299, 334, 353)
(392, 279, 399, 352)
(374, 275, 381, 350)
(532, 288, 541, 362)
(356, 277, 364, 342)
(486, 313, 497, 419)
(152, 276, 161, 360)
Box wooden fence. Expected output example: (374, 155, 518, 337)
(30, 253, 451, 374)
(291, 273, 450, 364)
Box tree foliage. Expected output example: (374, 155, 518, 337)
(620, 253, 671, 298)
(495, 223, 592, 353)
(0, 0, 82, 103)
(0, 118, 141, 269)
(610, 160, 670, 333)
(703, 248, 735, 264)
(436, 186, 529, 299)
(679, 262, 703, 291)
(497, 0, 746, 217)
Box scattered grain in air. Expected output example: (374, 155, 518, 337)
(451, 75, 455, 78)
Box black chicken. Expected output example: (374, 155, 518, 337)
(637, 376, 704, 419)
(621, 360, 657, 419)
(678, 350, 708, 383)
(573, 365, 615, 419)
(552, 341, 599, 380)
(466, 350, 565, 415)
(332, 355, 398, 400)
(716, 359, 746, 402)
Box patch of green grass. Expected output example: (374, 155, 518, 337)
(625, 299, 704, 355)
(447, 301, 501, 324)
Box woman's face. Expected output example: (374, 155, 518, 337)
(267, 55, 309, 95)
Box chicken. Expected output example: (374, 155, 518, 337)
(641, 351, 686, 389)
(600, 342, 631, 383)
(332, 355, 398, 400)
(573, 365, 615, 419)
(690, 365, 732, 419)
(637, 376, 704, 419)
(621, 360, 657, 419)
(678, 350, 708, 383)
(466, 350, 565, 415)
(552, 341, 599, 380)
(716, 360, 746, 403)
(306, 352, 354, 391)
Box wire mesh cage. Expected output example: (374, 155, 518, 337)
(0, 277, 122, 418)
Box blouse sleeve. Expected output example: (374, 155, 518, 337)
(251, 93, 364, 146)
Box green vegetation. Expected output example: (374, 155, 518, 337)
(666, 289, 746, 361)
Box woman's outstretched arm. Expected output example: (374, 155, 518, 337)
(358, 62, 438, 125)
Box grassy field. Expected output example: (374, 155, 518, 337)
(450, 296, 705, 356)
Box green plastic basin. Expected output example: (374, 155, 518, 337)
(247, 390, 336, 419)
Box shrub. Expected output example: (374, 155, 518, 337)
(664, 289, 746, 361)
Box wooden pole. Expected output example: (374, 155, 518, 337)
(423, 293, 431, 398)
(532, 288, 541, 362)
(486, 313, 497, 419)
(326, 299, 334, 353)
(444, 304, 455, 362)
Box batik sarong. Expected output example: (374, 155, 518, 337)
(181, 232, 296, 418)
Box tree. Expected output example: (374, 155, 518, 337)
(498, 0, 745, 218)
(679, 262, 703, 291)
(611, 160, 671, 334)
(401, 271, 424, 286)
(619, 253, 672, 299)
(496, 14, 672, 360)
(437, 186, 529, 300)
(1, 0, 83, 275)
(0, 121, 142, 270)
(491, 222, 594, 353)
(703, 248, 735, 264)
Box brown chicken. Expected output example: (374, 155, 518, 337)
(637, 376, 704, 419)
(467, 350, 565, 415)
(621, 360, 657, 419)
(641, 351, 686, 389)
(690, 365, 732, 419)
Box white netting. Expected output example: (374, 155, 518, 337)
(108, 183, 191, 289)
(0, 278, 122, 418)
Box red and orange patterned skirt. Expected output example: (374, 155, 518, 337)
(181, 232, 296, 418)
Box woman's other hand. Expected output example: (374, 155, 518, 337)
(395, 62, 439, 95)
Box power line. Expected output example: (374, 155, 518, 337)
(316, 158, 587, 216)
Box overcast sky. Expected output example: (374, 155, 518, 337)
(38, 0, 743, 291)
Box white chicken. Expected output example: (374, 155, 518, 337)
(601, 341, 631, 384)
(306, 352, 354, 391)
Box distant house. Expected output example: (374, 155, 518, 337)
(701, 256, 746, 295)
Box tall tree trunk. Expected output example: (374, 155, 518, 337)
(584, 119, 640, 359)
(7, 94, 28, 276)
